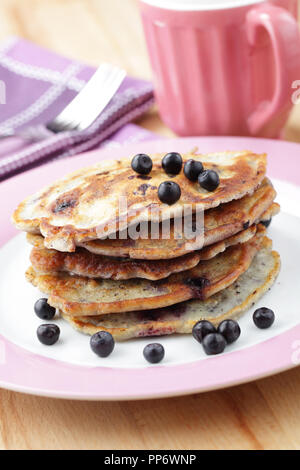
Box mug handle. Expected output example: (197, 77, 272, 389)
(246, 4, 300, 135)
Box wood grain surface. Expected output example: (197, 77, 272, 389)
(0, 0, 300, 450)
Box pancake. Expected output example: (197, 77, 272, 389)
(62, 240, 280, 340)
(26, 178, 277, 260)
(13, 150, 267, 252)
(260, 202, 280, 223)
(25, 228, 265, 316)
(78, 195, 278, 260)
(29, 225, 257, 281)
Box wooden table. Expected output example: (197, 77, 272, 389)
(0, 0, 300, 450)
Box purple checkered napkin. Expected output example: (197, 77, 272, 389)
(0, 37, 155, 180)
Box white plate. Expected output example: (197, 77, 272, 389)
(1, 178, 299, 370)
(0, 136, 299, 400)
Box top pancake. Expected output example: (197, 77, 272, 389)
(12, 151, 267, 252)
(76, 179, 276, 259)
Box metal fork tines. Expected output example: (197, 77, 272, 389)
(0, 63, 126, 139)
(47, 64, 126, 134)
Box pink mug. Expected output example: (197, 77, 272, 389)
(140, 0, 300, 138)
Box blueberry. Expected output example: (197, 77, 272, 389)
(37, 324, 60, 346)
(131, 154, 153, 175)
(260, 218, 272, 228)
(202, 333, 226, 355)
(217, 320, 241, 344)
(184, 159, 204, 182)
(143, 343, 165, 364)
(198, 170, 220, 192)
(162, 152, 182, 175)
(90, 331, 115, 357)
(192, 320, 216, 343)
(34, 298, 56, 320)
(253, 308, 275, 329)
(158, 181, 181, 205)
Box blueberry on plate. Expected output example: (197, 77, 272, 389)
(162, 152, 182, 175)
(34, 298, 56, 320)
(253, 307, 275, 329)
(217, 319, 241, 344)
(131, 154, 153, 175)
(260, 218, 272, 228)
(202, 333, 226, 355)
(90, 331, 115, 357)
(143, 343, 165, 364)
(184, 159, 204, 182)
(198, 170, 220, 192)
(158, 181, 181, 205)
(192, 320, 216, 343)
(37, 324, 60, 346)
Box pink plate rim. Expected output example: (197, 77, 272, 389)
(1, 135, 300, 401)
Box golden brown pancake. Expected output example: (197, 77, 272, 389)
(62, 238, 280, 340)
(260, 202, 280, 223)
(26, 178, 277, 260)
(78, 193, 278, 260)
(29, 225, 257, 281)
(13, 151, 267, 252)
(26, 228, 265, 316)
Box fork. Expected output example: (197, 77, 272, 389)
(0, 63, 126, 141)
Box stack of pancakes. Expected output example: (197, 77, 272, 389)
(12, 151, 281, 341)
